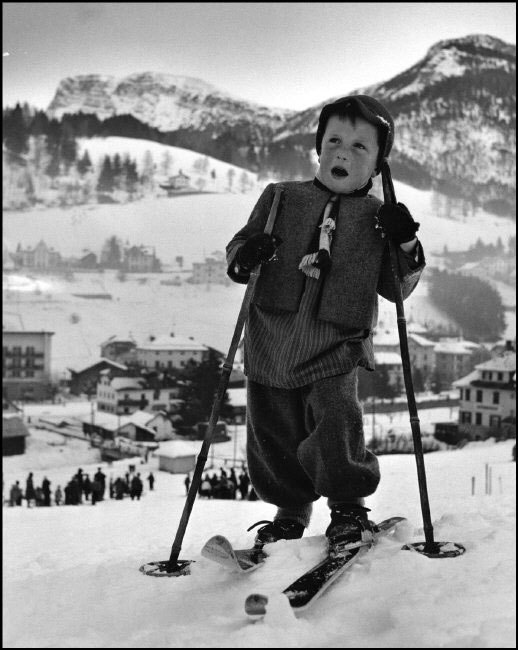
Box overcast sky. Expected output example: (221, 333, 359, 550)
(2, 2, 516, 111)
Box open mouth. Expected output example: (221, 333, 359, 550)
(331, 166, 348, 178)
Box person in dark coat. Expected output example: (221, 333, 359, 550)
(9, 481, 23, 506)
(184, 473, 191, 494)
(41, 476, 51, 506)
(91, 477, 103, 505)
(54, 485, 63, 506)
(75, 469, 84, 503)
(114, 477, 126, 500)
(130, 473, 143, 500)
(94, 468, 106, 500)
(147, 472, 155, 491)
(82, 475, 92, 501)
(25, 472, 36, 507)
(238, 471, 250, 500)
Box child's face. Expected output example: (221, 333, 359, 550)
(316, 115, 379, 193)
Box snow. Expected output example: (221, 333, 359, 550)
(3, 180, 516, 378)
(3, 416, 516, 648)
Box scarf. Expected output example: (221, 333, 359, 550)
(298, 177, 373, 279)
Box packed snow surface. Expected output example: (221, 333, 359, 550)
(2, 420, 515, 648)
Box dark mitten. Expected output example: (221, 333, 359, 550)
(235, 233, 282, 271)
(375, 202, 420, 244)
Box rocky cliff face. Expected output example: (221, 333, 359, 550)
(47, 35, 515, 214)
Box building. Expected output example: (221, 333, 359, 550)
(433, 338, 480, 389)
(408, 333, 436, 376)
(123, 245, 161, 273)
(100, 335, 137, 365)
(453, 346, 516, 439)
(155, 440, 198, 474)
(191, 255, 228, 285)
(160, 170, 191, 192)
(374, 351, 404, 391)
(2, 330, 54, 401)
(2, 414, 30, 456)
(13, 240, 62, 270)
(96, 372, 181, 415)
(136, 334, 208, 371)
(68, 358, 129, 396)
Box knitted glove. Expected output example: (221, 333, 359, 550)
(375, 202, 420, 244)
(235, 233, 282, 272)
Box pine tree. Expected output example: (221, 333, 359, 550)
(97, 156, 115, 194)
(3, 103, 29, 155)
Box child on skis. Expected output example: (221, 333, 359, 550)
(226, 95, 425, 555)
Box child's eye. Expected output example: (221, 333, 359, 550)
(354, 143, 366, 150)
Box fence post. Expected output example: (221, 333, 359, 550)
(471, 476, 475, 496)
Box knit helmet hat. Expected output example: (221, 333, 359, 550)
(315, 95, 395, 174)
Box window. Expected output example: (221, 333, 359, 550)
(493, 392, 500, 405)
(461, 411, 472, 423)
(497, 372, 503, 381)
(476, 390, 483, 403)
(475, 413, 482, 425)
(465, 389, 471, 401)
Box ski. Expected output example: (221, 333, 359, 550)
(245, 516, 406, 617)
(201, 535, 267, 573)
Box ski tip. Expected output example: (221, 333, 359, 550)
(245, 593, 268, 618)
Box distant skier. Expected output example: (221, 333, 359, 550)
(226, 95, 424, 553)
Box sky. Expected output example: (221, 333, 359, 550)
(2, 2, 516, 111)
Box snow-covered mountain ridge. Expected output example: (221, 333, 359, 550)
(48, 71, 295, 134)
(45, 34, 515, 215)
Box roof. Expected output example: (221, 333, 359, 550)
(408, 333, 436, 347)
(109, 377, 146, 391)
(81, 409, 161, 432)
(156, 440, 199, 458)
(69, 358, 128, 374)
(137, 335, 207, 352)
(452, 370, 480, 388)
(434, 339, 479, 355)
(374, 351, 402, 365)
(2, 416, 30, 438)
(373, 330, 400, 346)
(475, 352, 516, 372)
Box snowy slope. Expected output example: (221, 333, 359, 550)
(3, 184, 516, 377)
(2, 421, 516, 648)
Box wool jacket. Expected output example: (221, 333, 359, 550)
(226, 181, 425, 334)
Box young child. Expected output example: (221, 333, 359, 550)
(226, 95, 425, 555)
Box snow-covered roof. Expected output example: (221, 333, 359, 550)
(374, 351, 402, 365)
(110, 377, 146, 391)
(70, 358, 128, 374)
(137, 335, 207, 352)
(452, 370, 480, 388)
(434, 339, 479, 355)
(155, 439, 199, 458)
(81, 409, 160, 432)
(373, 330, 400, 346)
(475, 352, 516, 372)
(408, 333, 436, 348)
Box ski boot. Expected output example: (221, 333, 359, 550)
(325, 504, 375, 556)
(248, 519, 305, 549)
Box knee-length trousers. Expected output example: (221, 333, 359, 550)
(246, 371, 380, 508)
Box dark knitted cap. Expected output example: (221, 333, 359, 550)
(315, 95, 395, 174)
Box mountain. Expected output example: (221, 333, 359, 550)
(45, 35, 516, 215)
(47, 72, 295, 161)
(276, 34, 516, 214)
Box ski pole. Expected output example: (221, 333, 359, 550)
(380, 160, 464, 559)
(140, 185, 284, 576)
